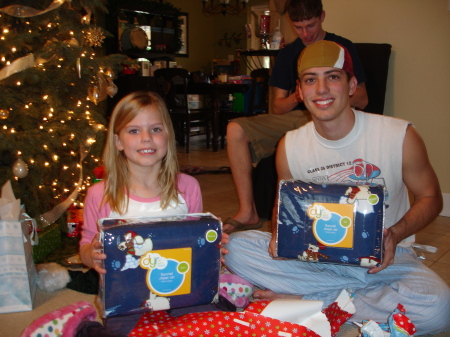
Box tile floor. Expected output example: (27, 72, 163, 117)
(177, 137, 450, 288)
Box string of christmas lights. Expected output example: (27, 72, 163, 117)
(0, 0, 126, 225)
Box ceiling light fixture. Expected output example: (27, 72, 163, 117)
(201, 0, 249, 16)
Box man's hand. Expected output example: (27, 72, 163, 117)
(368, 227, 398, 274)
(272, 84, 303, 115)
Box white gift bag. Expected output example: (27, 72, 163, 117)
(0, 219, 37, 313)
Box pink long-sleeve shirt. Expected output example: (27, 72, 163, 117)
(80, 173, 202, 247)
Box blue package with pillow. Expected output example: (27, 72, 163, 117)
(98, 213, 222, 318)
(276, 180, 385, 267)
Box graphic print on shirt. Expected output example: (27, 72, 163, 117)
(307, 158, 388, 202)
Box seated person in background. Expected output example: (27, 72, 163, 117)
(224, 0, 368, 232)
(224, 40, 450, 335)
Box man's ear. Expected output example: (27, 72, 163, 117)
(114, 134, 123, 151)
(349, 76, 358, 96)
(297, 80, 304, 101)
(321, 11, 326, 23)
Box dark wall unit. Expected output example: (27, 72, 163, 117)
(104, 0, 182, 60)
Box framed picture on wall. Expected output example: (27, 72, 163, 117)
(177, 13, 188, 57)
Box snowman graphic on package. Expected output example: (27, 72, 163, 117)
(99, 213, 221, 318)
(276, 180, 385, 267)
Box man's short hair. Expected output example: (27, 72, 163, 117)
(287, 0, 323, 22)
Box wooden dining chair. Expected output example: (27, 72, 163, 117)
(248, 68, 270, 115)
(354, 43, 392, 115)
(154, 68, 213, 153)
(218, 68, 269, 148)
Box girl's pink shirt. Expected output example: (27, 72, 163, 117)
(79, 173, 202, 247)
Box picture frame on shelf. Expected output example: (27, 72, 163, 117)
(176, 13, 188, 57)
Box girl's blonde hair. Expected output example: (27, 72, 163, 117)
(102, 91, 179, 214)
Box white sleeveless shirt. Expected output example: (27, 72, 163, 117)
(285, 110, 414, 245)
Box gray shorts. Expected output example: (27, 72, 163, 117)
(231, 110, 311, 165)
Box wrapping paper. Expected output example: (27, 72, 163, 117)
(128, 289, 355, 337)
(99, 214, 222, 318)
(277, 180, 385, 267)
(358, 303, 416, 337)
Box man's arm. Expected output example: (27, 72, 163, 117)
(369, 125, 442, 273)
(351, 82, 368, 110)
(268, 136, 294, 257)
(272, 86, 302, 115)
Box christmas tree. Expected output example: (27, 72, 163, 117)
(0, 0, 127, 227)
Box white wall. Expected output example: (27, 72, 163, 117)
(275, 0, 450, 210)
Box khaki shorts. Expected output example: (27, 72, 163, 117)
(231, 110, 311, 165)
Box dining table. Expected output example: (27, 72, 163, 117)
(108, 76, 250, 152)
(188, 82, 250, 152)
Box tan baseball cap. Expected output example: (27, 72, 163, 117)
(297, 40, 354, 78)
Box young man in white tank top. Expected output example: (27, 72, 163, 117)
(225, 40, 450, 335)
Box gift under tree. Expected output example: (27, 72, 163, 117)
(0, 0, 127, 254)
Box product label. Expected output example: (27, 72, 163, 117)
(140, 248, 191, 296)
(307, 203, 354, 248)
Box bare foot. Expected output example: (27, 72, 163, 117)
(253, 289, 303, 301)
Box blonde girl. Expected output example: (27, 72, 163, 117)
(80, 91, 202, 273)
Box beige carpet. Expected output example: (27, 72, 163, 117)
(0, 288, 101, 337)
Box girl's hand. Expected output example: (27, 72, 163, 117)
(82, 233, 107, 274)
(268, 235, 287, 260)
(220, 232, 229, 263)
(268, 235, 277, 258)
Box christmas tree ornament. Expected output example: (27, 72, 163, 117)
(104, 68, 114, 79)
(12, 158, 29, 178)
(66, 37, 79, 47)
(0, 109, 9, 119)
(87, 84, 100, 105)
(84, 27, 106, 47)
(76, 57, 81, 78)
(106, 80, 118, 98)
(103, 68, 118, 98)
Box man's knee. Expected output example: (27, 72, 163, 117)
(425, 285, 450, 332)
(411, 280, 450, 334)
(227, 121, 248, 143)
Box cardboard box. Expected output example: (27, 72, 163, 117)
(276, 180, 384, 267)
(188, 101, 204, 109)
(187, 94, 201, 102)
(99, 213, 222, 318)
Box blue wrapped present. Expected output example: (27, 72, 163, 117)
(99, 213, 222, 318)
(276, 180, 385, 267)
